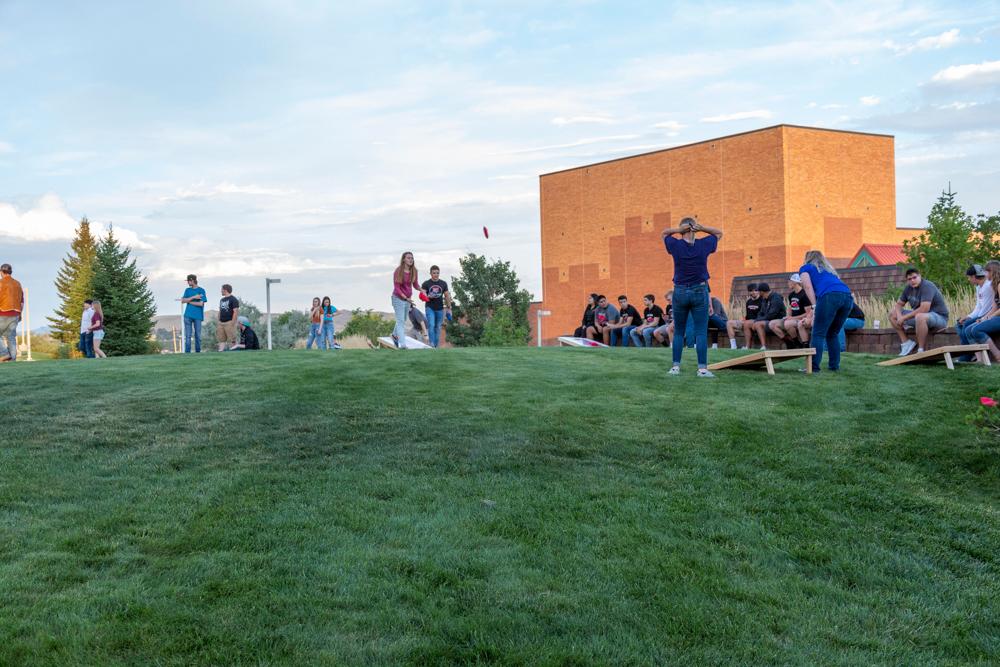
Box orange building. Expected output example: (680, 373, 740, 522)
(536, 124, 920, 342)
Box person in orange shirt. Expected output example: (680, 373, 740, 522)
(0, 263, 25, 362)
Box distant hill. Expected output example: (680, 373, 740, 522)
(153, 309, 391, 333)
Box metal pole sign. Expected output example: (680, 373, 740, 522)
(265, 278, 281, 350)
(536, 309, 551, 347)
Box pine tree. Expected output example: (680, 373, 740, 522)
(48, 218, 99, 344)
(91, 227, 158, 356)
(902, 187, 976, 294)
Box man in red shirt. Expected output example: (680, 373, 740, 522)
(0, 263, 25, 362)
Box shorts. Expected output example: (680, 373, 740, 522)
(901, 309, 948, 331)
(653, 323, 671, 338)
(93, 330, 105, 341)
(217, 319, 238, 344)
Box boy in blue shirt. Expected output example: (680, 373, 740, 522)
(180, 274, 207, 353)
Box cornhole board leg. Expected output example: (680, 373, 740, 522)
(707, 348, 816, 375)
(805, 354, 813, 374)
(764, 357, 775, 375)
(978, 350, 992, 366)
(943, 352, 954, 370)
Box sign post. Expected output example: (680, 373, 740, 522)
(265, 277, 281, 351)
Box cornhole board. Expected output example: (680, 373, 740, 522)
(377, 336, 431, 350)
(876, 344, 990, 370)
(557, 336, 609, 348)
(707, 348, 816, 375)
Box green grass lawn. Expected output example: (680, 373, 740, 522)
(1, 348, 998, 665)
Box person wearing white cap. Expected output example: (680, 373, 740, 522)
(956, 264, 992, 361)
(768, 273, 812, 348)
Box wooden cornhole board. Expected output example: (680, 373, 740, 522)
(876, 344, 990, 369)
(377, 336, 431, 350)
(707, 348, 816, 375)
(557, 336, 609, 348)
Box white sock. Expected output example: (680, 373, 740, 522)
(917, 347, 924, 353)
(729, 339, 737, 349)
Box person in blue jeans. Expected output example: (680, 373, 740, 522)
(421, 265, 452, 348)
(609, 295, 641, 346)
(837, 301, 865, 352)
(966, 260, 1000, 363)
(798, 251, 853, 372)
(320, 296, 337, 349)
(180, 274, 207, 353)
(662, 217, 723, 377)
(306, 297, 322, 349)
(629, 294, 665, 347)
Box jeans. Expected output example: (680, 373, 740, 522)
(672, 284, 709, 368)
(0, 315, 17, 360)
(78, 332, 95, 358)
(306, 323, 321, 349)
(426, 307, 444, 347)
(391, 295, 410, 347)
(968, 316, 1000, 344)
(838, 317, 865, 352)
(630, 327, 656, 347)
(810, 291, 853, 371)
(610, 326, 635, 347)
(184, 316, 202, 353)
(957, 319, 978, 346)
(707, 314, 727, 346)
(320, 321, 336, 349)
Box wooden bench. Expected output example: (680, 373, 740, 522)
(707, 348, 816, 375)
(557, 336, 609, 348)
(876, 344, 990, 369)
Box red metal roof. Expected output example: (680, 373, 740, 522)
(852, 244, 907, 266)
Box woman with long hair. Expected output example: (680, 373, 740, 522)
(798, 249, 853, 372)
(966, 259, 1000, 362)
(90, 300, 107, 358)
(574, 293, 599, 338)
(390, 251, 425, 348)
(306, 297, 322, 349)
(320, 296, 337, 350)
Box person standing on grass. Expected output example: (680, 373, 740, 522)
(79, 298, 96, 359)
(306, 297, 322, 349)
(966, 260, 1000, 363)
(662, 217, 723, 377)
(769, 274, 812, 349)
(630, 294, 664, 347)
(180, 274, 207, 353)
(320, 296, 338, 350)
(956, 264, 992, 362)
(421, 265, 451, 348)
(89, 300, 107, 358)
(391, 251, 425, 349)
(0, 263, 24, 362)
(889, 268, 950, 357)
(216, 284, 240, 352)
(798, 250, 854, 373)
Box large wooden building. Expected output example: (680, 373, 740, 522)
(536, 124, 920, 342)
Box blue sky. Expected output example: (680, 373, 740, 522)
(2, 0, 999, 322)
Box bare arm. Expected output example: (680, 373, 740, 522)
(801, 272, 817, 305)
(692, 221, 723, 239)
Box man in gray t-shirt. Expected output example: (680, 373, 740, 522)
(890, 268, 950, 356)
(586, 295, 620, 344)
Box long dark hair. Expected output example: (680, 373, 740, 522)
(321, 296, 332, 312)
(587, 293, 599, 310)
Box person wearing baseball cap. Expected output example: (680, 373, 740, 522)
(228, 315, 260, 351)
(956, 263, 992, 361)
(769, 273, 812, 349)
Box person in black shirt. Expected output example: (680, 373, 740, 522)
(608, 295, 641, 346)
(769, 274, 813, 348)
(574, 293, 599, 338)
(726, 283, 762, 349)
(421, 265, 451, 348)
(217, 283, 241, 351)
(630, 294, 665, 347)
(229, 316, 260, 351)
(751, 282, 786, 349)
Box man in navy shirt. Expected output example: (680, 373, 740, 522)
(662, 217, 723, 377)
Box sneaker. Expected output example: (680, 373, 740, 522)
(697, 368, 715, 378)
(898, 340, 917, 356)
(917, 348, 925, 354)
(759, 346, 767, 351)
(729, 340, 738, 350)
(740, 346, 750, 350)
(668, 365, 681, 375)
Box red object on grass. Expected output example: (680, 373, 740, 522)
(483, 226, 489, 239)
(980, 397, 997, 407)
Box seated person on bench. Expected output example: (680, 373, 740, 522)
(586, 295, 619, 344)
(653, 292, 673, 346)
(769, 273, 812, 348)
(966, 260, 1000, 363)
(889, 268, 950, 356)
(751, 282, 786, 350)
(573, 293, 599, 338)
(609, 295, 641, 346)
(630, 294, 665, 347)
(707, 294, 727, 347)
(956, 264, 992, 362)
(726, 283, 762, 349)
(838, 299, 866, 351)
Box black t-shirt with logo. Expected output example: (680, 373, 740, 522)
(744, 297, 762, 320)
(787, 289, 811, 317)
(219, 295, 240, 322)
(619, 304, 640, 326)
(643, 305, 664, 327)
(421, 279, 449, 311)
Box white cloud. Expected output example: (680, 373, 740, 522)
(821, 103, 846, 109)
(160, 182, 296, 202)
(860, 96, 881, 106)
(498, 134, 640, 155)
(552, 115, 614, 125)
(929, 59, 1000, 86)
(0, 141, 13, 154)
(652, 120, 686, 132)
(884, 28, 961, 55)
(700, 110, 772, 123)
(147, 250, 397, 281)
(936, 101, 979, 110)
(0, 193, 151, 249)
(897, 151, 967, 165)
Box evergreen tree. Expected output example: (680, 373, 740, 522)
(902, 188, 976, 294)
(447, 253, 532, 346)
(91, 227, 158, 356)
(48, 218, 98, 345)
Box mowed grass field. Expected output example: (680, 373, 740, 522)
(1, 348, 998, 666)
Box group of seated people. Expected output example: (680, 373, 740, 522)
(573, 275, 865, 351)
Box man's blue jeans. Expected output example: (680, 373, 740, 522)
(968, 316, 1000, 344)
(306, 323, 321, 349)
(838, 317, 865, 352)
(79, 332, 95, 358)
(611, 326, 637, 346)
(957, 319, 978, 345)
(630, 327, 656, 347)
(810, 292, 853, 371)
(672, 284, 709, 368)
(184, 316, 202, 353)
(425, 307, 444, 347)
